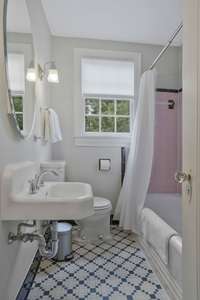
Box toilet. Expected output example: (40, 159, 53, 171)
(78, 197, 112, 242)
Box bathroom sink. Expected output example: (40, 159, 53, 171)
(46, 182, 92, 200)
(1, 162, 94, 220)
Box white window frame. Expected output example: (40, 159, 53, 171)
(74, 48, 141, 147)
(84, 96, 133, 135)
(7, 43, 34, 134)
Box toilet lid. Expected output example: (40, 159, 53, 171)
(94, 197, 112, 210)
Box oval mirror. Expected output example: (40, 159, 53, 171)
(4, 0, 36, 138)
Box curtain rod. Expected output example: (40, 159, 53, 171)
(149, 22, 183, 70)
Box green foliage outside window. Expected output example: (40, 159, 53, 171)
(101, 100, 114, 115)
(12, 96, 23, 112)
(85, 98, 99, 114)
(102, 117, 115, 132)
(16, 114, 23, 130)
(85, 97, 131, 133)
(85, 116, 99, 132)
(117, 117, 130, 132)
(117, 100, 130, 115)
(12, 95, 23, 130)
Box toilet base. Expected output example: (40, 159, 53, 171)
(77, 210, 112, 243)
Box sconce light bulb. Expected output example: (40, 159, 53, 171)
(47, 68, 59, 83)
(26, 61, 36, 82)
(26, 68, 37, 82)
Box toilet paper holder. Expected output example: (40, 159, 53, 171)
(99, 159, 111, 171)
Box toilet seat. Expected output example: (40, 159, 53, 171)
(94, 197, 112, 211)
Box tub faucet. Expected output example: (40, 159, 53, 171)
(35, 170, 59, 190)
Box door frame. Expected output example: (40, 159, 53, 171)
(182, 0, 200, 299)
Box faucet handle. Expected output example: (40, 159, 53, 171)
(28, 179, 37, 194)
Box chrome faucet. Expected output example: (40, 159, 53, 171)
(28, 178, 38, 194)
(28, 170, 59, 194)
(35, 170, 59, 189)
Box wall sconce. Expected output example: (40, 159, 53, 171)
(38, 61, 59, 83)
(26, 61, 37, 82)
(26, 61, 59, 83)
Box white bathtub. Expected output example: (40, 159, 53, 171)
(144, 193, 182, 288)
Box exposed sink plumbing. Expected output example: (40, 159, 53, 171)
(8, 221, 59, 259)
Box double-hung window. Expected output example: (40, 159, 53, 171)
(82, 58, 134, 134)
(74, 49, 141, 146)
(7, 53, 25, 130)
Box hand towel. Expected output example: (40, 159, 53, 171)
(48, 108, 63, 143)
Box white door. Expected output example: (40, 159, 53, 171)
(182, 0, 200, 299)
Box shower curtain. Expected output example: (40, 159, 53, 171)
(114, 69, 156, 234)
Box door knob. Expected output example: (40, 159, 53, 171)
(174, 171, 191, 184)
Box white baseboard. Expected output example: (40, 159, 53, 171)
(137, 236, 182, 300)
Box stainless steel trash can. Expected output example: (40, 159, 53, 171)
(55, 223, 72, 261)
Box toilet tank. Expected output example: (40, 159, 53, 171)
(40, 161, 66, 182)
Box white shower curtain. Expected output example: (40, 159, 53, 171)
(114, 69, 156, 234)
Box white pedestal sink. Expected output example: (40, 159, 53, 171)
(1, 161, 94, 220)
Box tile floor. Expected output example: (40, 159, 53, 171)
(28, 226, 169, 300)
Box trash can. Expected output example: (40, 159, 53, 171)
(55, 222, 73, 261)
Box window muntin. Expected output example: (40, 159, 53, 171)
(11, 94, 24, 130)
(84, 97, 132, 134)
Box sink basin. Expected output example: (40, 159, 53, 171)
(46, 182, 92, 200)
(1, 162, 94, 220)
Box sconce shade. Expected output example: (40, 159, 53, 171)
(26, 61, 36, 82)
(47, 62, 59, 83)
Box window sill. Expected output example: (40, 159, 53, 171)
(74, 136, 131, 147)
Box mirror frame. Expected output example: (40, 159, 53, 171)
(3, 0, 35, 139)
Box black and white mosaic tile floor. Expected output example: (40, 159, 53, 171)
(28, 226, 169, 300)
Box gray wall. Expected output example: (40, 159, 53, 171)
(51, 36, 182, 209)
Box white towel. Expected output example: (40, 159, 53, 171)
(46, 108, 62, 143)
(44, 110, 51, 142)
(141, 208, 178, 264)
(33, 106, 45, 139)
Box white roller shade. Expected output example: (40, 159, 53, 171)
(81, 58, 134, 97)
(7, 53, 25, 92)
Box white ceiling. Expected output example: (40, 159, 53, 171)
(7, 0, 182, 46)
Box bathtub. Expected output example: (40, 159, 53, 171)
(144, 193, 182, 289)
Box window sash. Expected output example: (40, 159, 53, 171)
(11, 94, 24, 113)
(83, 96, 133, 134)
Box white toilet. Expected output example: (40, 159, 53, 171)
(78, 197, 112, 242)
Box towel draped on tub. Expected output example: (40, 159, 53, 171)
(141, 208, 179, 265)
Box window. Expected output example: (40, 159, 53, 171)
(85, 97, 130, 133)
(82, 58, 134, 135)
(7, 53, 25, 131)
(11, 94, 24, 130)
(74, 49, 141, 146)
(7, 53, 25, 92)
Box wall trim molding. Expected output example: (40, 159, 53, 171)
(156, 88, 182, 93)
(137, 236, 182, 300)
